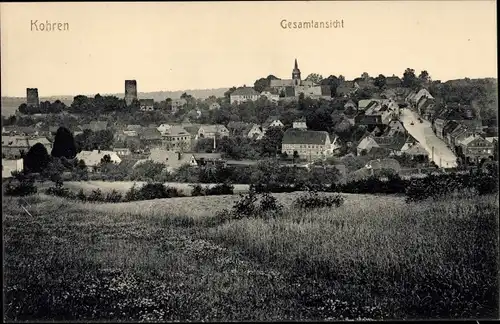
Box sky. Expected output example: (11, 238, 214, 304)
(1, 1, 497, 97)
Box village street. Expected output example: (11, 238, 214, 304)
(399, 108, 458, 168)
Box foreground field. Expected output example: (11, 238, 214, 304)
(3, 192, 499, 321)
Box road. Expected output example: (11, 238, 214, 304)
(399, 108, 458, 168)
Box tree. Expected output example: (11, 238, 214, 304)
(51, 127, 77, 159)
(100, 154, 112, 164)
(260, 126, 284, 157)
(402, 68, 418, 88)
(224, 87, 237, 100)
(418, 70, 431, 84)
(293, 151, 299, 163)
(23, 143, 50, 173)
(361, 72, 370, 79)
(305, 73, 324, 85)
(374, 74, 387, 90)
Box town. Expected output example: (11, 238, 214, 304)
(2, 59, 497, 182)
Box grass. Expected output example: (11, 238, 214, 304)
(3, 192, 499, 321)
(37, 180, 251, 196)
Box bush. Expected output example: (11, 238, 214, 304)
(190, 184, 206, 196)
(405, 171, 498, 203)
(45, 181, 74, 199)
(76, 189, 87, 202)
(232, 190, 259, 219)
(205, 182, 234, 195)
(4, 179, 37, 197)
(258, 192, 283, 218)
(294, 189, 345, 210)
(105, 189, 123, 203)
(123, 183, 184, 201)
(87, 189, 104, 202)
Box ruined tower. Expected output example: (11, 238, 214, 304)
(124, 80, 138, 106)
(26, 88, 39, 107)
(292, 59, 301, 86)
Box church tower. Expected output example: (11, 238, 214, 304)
(292, 58, 301, 86)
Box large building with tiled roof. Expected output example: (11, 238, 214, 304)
(281, 129, 335, 161)
(230, 87, 260, 105)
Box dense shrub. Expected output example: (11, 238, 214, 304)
(190, 184, 206, 196)
(205, 182, 234, 195)
(4, 179, 37, 197)
(123, 183, 184, 201)
(105, 190, 123, 203)
(294, 190, 345, 210)
(45, 181, 74, 199)
(232, 190, 259, 219)
(87, 189, 104, 202)
(405, 171, 498, 202)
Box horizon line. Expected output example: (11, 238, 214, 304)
(2, 75, 498, 99)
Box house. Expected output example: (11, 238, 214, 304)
(448, 123, 474, 149)
(417, 97, 436, 120)
(292, 118, 307, 130)
(433, 118, 449, 140)
(385, 76, 402, 88)
(137, 148, 196, 172)
(344, 100, 357, 110)
(399, 142, 429, 160)
(443, 121, 461, 146)
(139, 99, 155, 111)
(76, 150, 122, 172)
(113, 148, 131, 156)
(197, 124, 230, 139)
(357, 134, 406, 156)
(386, 119, 407, 136)
(157, 123, 172, 135)
(230, 87, 260, 105)
(262, 116, 284, 130)
(355, 102, 392, 126)
(364, 158, 401, 175)
(242, 124, 264, 140)
(161, 125, 192, 151)
(123, 124, 142, 137)
(2, 136, 52, 159)
(457, 134, 495, 162)
(413, 89, 434, 105)
(139, 127, 163, 147)
(2, 159, 23, 178)
(171, 99, 187, 113)
(2, 126, 38, 137)
(183, 124, 202, 142)
(260, 90, 280, 103)
(192, 153, 225, 167)
(281, 129, 332, 161)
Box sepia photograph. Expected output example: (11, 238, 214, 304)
(1, 1, 498, 321)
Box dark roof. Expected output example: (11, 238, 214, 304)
(282, 129, 329, 145)
(372, 134, 406, 150)
(385, 76, 402, 86)
(443, 120, 460, 136)
(231, 87, 260, 96)
(139, 99, 154, 105)
(140, 127, 162, 140)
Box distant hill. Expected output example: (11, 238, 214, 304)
(1, 88, 230, 116)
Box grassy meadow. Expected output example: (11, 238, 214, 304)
(3, 192, 499, 321)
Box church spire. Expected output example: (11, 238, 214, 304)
(292, 58, 301, 85)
